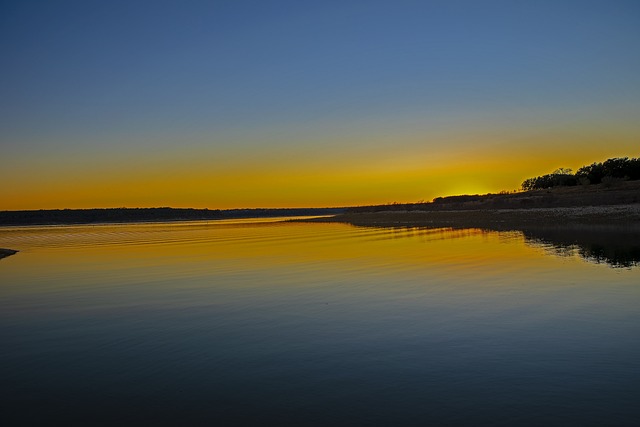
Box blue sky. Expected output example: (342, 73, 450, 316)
(1, 0, 639, 208)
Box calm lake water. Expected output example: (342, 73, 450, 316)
(1, 219, 639, 426)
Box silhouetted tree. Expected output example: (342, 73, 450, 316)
(523, 157, 640, 190)
(575, 157, 640, 184)
(521, 171, 576, 190)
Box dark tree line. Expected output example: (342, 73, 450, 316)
(0, 207, 347, 226)
(575, 157, 640, 184)
(522, 157, 640, 190)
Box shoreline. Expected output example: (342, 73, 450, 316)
(300, 204, 640, 230)
(0, 248, 18, 260)
(0, 207, 346, 227)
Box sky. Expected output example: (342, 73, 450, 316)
(1, 0, 639, 210)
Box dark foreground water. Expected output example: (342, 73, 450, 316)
(1, 219, 639, 426)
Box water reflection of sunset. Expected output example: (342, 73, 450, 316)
(2, 220, 639, 426)
(1, 221, 628, 300)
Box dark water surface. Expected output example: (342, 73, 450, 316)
(1, 219, 639, 426)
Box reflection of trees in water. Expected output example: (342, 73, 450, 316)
(344, 221, 640, 269)
(521, 226, 640, 268)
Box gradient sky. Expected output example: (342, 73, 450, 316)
(2, 0, 639, 209)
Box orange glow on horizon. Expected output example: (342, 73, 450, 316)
(2, 121, 638, 210)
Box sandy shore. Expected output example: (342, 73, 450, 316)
(303, 204, 640, 229)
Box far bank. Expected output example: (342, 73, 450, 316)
(300, 181, 640, 229)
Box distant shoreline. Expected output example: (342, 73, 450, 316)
(1, 181, 638, 227)
(0, 207, 346, 227)
(301, 204, 640, 229)
(299, 181, 640, 229)
(348, 180, 640, 213)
